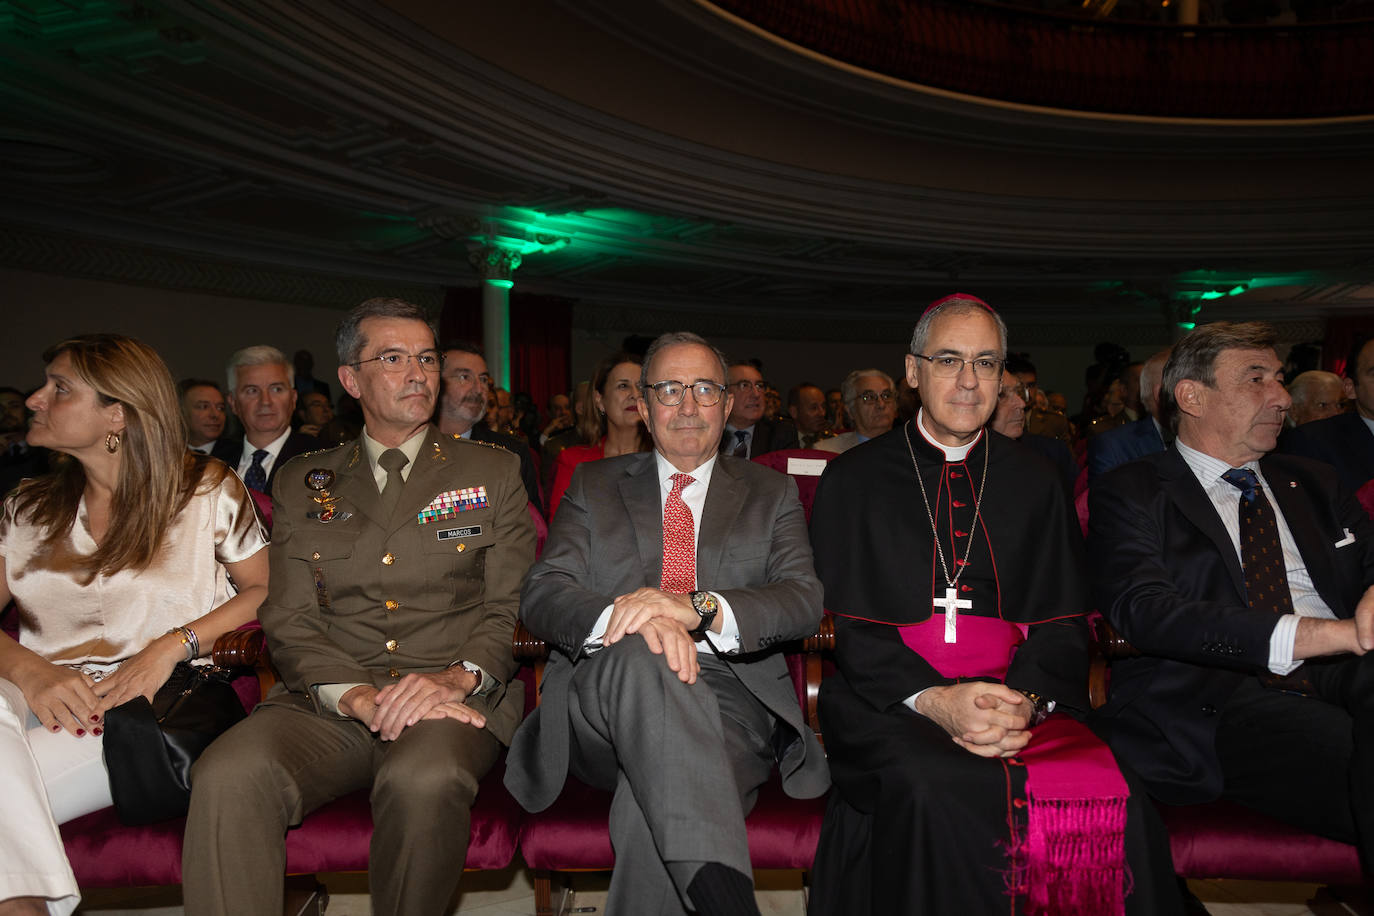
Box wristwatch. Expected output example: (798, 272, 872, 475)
(1018, 689, 1053, 727)
(688, 591, 719, 639)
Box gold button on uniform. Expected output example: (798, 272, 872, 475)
(381, 552, 395, 565)
(388, 668, 400, 678)
(384, 600, 399, 611)
(456, 543, 466, 553)
(385, 639, 398, 653)
(311, 551, 321, 561)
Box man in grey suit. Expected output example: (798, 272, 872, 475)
(506, 331, 829, 916)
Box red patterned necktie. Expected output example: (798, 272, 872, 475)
(661, 472, 697, 593)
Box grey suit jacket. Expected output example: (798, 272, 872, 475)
(505, 452, 829, 812)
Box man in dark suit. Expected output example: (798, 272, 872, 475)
(1280, 334, 1374, 493)
(1091, 321, 1374, 875)
(719, 361, 798, 459)
(437, 341, 544, 516)
(1087, 347, 1170, 480)
(506, 332, 829, 916)
(212, 345, 318, 493)
(185, 298, 535, 916)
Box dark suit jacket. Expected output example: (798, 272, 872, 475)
(505, 452, 830, 812)
(1089, 447, 1374, 803)
(1280, 411, 1374, 494)
(1021, 432, 1078, 500)
(720, 417, 799, 459)
(258, 426, 535, 745)
(470, 423, 543, 516)
(212, 430, 320, 492)
(1087, 416, 1165, 480)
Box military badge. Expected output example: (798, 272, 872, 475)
(416, 486, 488, 524)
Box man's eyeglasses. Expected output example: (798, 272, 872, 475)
(446, 370, 492, 388)
(729, 380, 768, 393)
(911, 354, 1004, 381)
(351, 351, 442, 374)
(642, 380, 727, 407)
(999, 383, 1031, 403)
(858, 390, 895, 404)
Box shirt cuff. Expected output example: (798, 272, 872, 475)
(903, 688, 930, 713)
(1268, 613, 1303, 676)
(702, 591, 739, 653)
(450, 660, 497, 697)
(584, 605, 616, 654)
(315, 682, 369, 717)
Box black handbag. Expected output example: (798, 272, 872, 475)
(103, 661, 246, 825)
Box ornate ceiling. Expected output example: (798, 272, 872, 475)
(0, 0, 1370, 345)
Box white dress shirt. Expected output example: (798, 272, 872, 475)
(1175, 439, 1337, 675)
(234, 427, 292, 481)
(584, 451, 741, 653)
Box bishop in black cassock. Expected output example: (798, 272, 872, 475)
(807, 411, 1181, 915)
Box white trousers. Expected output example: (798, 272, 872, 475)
(0, 677, 115, 915)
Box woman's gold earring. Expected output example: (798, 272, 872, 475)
(105, 432, 121, 454)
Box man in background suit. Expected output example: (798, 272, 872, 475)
(815, 369, 896, 455)
(1091, 322, 1374, 875)
(437, 341, 544, 515)
(507, 332, 829, 916)
(719, 361, 798, 459)
(1088, 347, 1169, 480)
(212, 345, 318, 493)
(185, 298, 535, 916)
(1281, 334, 1374, 492)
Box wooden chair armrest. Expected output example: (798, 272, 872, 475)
(211, 626, 277, 699)
(512, 621, 548, 661)
(1088, 616, 1139, 710)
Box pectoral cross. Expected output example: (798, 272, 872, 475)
(933, 587, 973, 643)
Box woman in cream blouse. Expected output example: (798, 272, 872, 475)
(0, 334, 268, 916)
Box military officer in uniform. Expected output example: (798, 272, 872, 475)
(183, 298, 535, 916)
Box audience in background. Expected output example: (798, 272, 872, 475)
(1281, 334, 1374, 492)
(212, 346, 318, 496)
(547, 352, 651, 518)
(1286, 370, 1346, 427)
(816, 369, 896, 454)
(721, 362, 798, 459)
(294, 391, 333, 438)
(177, 379, 227, 455)
(787, 383, 832, 449)
(436, 342, 544, 515)
(0, 386, 46, 496)
(1088, 348, 1170, 480)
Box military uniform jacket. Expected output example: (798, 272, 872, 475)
(258, 426, 535, 745)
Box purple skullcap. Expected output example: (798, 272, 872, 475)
(922, 293, 996, 318)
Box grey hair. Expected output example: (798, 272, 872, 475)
(909, 296, 1008, 358)
(1160, 321, 1277, 435)
(639, 331, 730, 390)
(335, 297, 435, 367)
(1288, 370, 1343, 407)
(226, 345, 293, 393)
(841, 368, 895, 407)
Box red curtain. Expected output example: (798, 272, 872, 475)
(1324, 316, 1374, 377)
(440, 286, 573, 415)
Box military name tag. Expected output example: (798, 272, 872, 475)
(437, 525, 482, 541)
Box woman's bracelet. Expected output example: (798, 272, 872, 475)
(167, 626, 200, 661)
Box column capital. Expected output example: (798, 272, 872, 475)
(469, 245, 522, 284)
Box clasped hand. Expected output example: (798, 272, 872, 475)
(915, 682, 1032, 758)
(341, 667, 486, 741)
(19, 632, 184, 736)
(604, 587, 701, 685)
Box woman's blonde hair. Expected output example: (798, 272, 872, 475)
(13, 334, 221, 577)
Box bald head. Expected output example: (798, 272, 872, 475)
(1139, 349, 1171, 419)
(1288, 370, 1345, 426)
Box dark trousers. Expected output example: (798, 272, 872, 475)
(1215, 652, 1374, 875)
(182, 700, 501, 916)
(565, 639, 774, 916)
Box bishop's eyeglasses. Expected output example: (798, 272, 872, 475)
(910, 354, 1004, 381)
(642, 380, 728, 407)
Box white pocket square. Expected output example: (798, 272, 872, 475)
(1335, 529, 1356, 548)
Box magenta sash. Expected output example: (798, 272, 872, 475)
(898, 614, 1129, 915)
